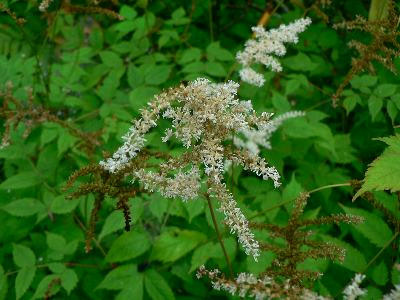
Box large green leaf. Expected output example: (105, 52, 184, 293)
(144, 269, 174, 300)
(60, 269, 78, 294)
(15, 267, 36, 300)
(354, 135, 400, 199)
(1, 198, 43, 217)
(0, 172, 41, 190)
(150, 228, 206, 263)
(97, 264, 139, 290)
(340, 205, 393, 247)
(106, 231, 151, 263)
(190, 242, 220, 273)
(319, 235, 367, 272)
(98, 210, 126, 241)
(12, 244, 36, 267)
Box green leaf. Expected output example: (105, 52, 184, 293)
(116, 281, 143, 300)
(371, 261, 388, 286)
(98, 210, 126, 241)
(368, 94, 383, 121)
(46, 232, 67, 252)
(127, 64, 144, 89)
(178, 48, 202, 64)
(116, 275, 143, 300)
(144, 269, 175, 300)
(129, 87, 159, 111)
(190, 242, 219, 273)
(1, 198, 43, 216)
(350, 75, 377, 89)
(106, 231, 151, 263)
(392, 94, 400, 110)
(97, 264, 139, 290)
(145, 65, 171, 85)
(185, 199, 204, 223)
(283, 52, 317, 71)
(15, 267, 36, 300)
(285, 79, 300, 95)
(48, 263, 67, 274)
(271, 92, 291, 112)
(353, 135, 400, 199)
(40, 126, 59, 147)
(0, 172, 41, 190)
(340, 205, 393, 247)
(332, 134, 357, 164)
(60, 269, 78, 294)
(343, 94, 361, 115)
(386, 100, 398, 123)
(181, 61, 204, 73)
(206, 42, 234, 61)
(120, 5, 137, 20)
(50, 195, 79, 214)
(57, 131, 77, 157)
(99, 51, 123, 68)
(282, 174, 304, 213)
(13, 244, 36, 267)
(148, 194, 169, 222)
(247, 249, 275, 276)
(319, 235, 367, 272)
(150, 228, 206, 263)
(205, 62, 226, 77)
(32, 275, 60, 299)
(374, 84, 397, 98)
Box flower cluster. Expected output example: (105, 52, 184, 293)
(208, 180, 260, 259)
(234, 110, 305, 154)
(100, 78, 281, 259)
(237, 18, 312, 86)
(342, 274, 366, 300)
(134, 166, 201, 201)
(39, 0, 53, 12)
(196, 265, 329, 300)
(383, 284, 400, 300)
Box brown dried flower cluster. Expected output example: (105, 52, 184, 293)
(332, 1, 400, 105)
(0, 82, 101, 155)
(0, 3, 26, 25)
(38, 0, 123, 20)
(198, 192, 364, 299)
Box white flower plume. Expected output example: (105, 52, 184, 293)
(237, 17, 312, 86)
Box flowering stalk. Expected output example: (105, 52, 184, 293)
(237, 18, 312, 86)
(99, 78, 281, 260)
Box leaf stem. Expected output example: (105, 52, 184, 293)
(250, 182, 351, 220)
(362, 231, 399, 273)
(206, 193, 233, 278)
(308, 183, 351, 194)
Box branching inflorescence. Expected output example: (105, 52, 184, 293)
(0, 82, 101, 155)
(234, 110, 305, 155)
(332, 1, 400, 105)
(98, 78, 282, 260)
(39, 0, 123, 20)
(236, 18, 312, 87)
(197, 192, 364, 299)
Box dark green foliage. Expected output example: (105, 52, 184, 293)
(0, 0, 399, 299)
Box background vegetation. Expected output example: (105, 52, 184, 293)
(0, 0, 399, 299)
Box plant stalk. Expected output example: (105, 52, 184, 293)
(206, 193, 233, 278)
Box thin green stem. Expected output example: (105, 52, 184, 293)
(206, 193, 233, 278)
(362, 231, 399, 273)
(250, 182, 351, 220)
(208, 0, 214, 41)
(308, 183, 351, 194)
